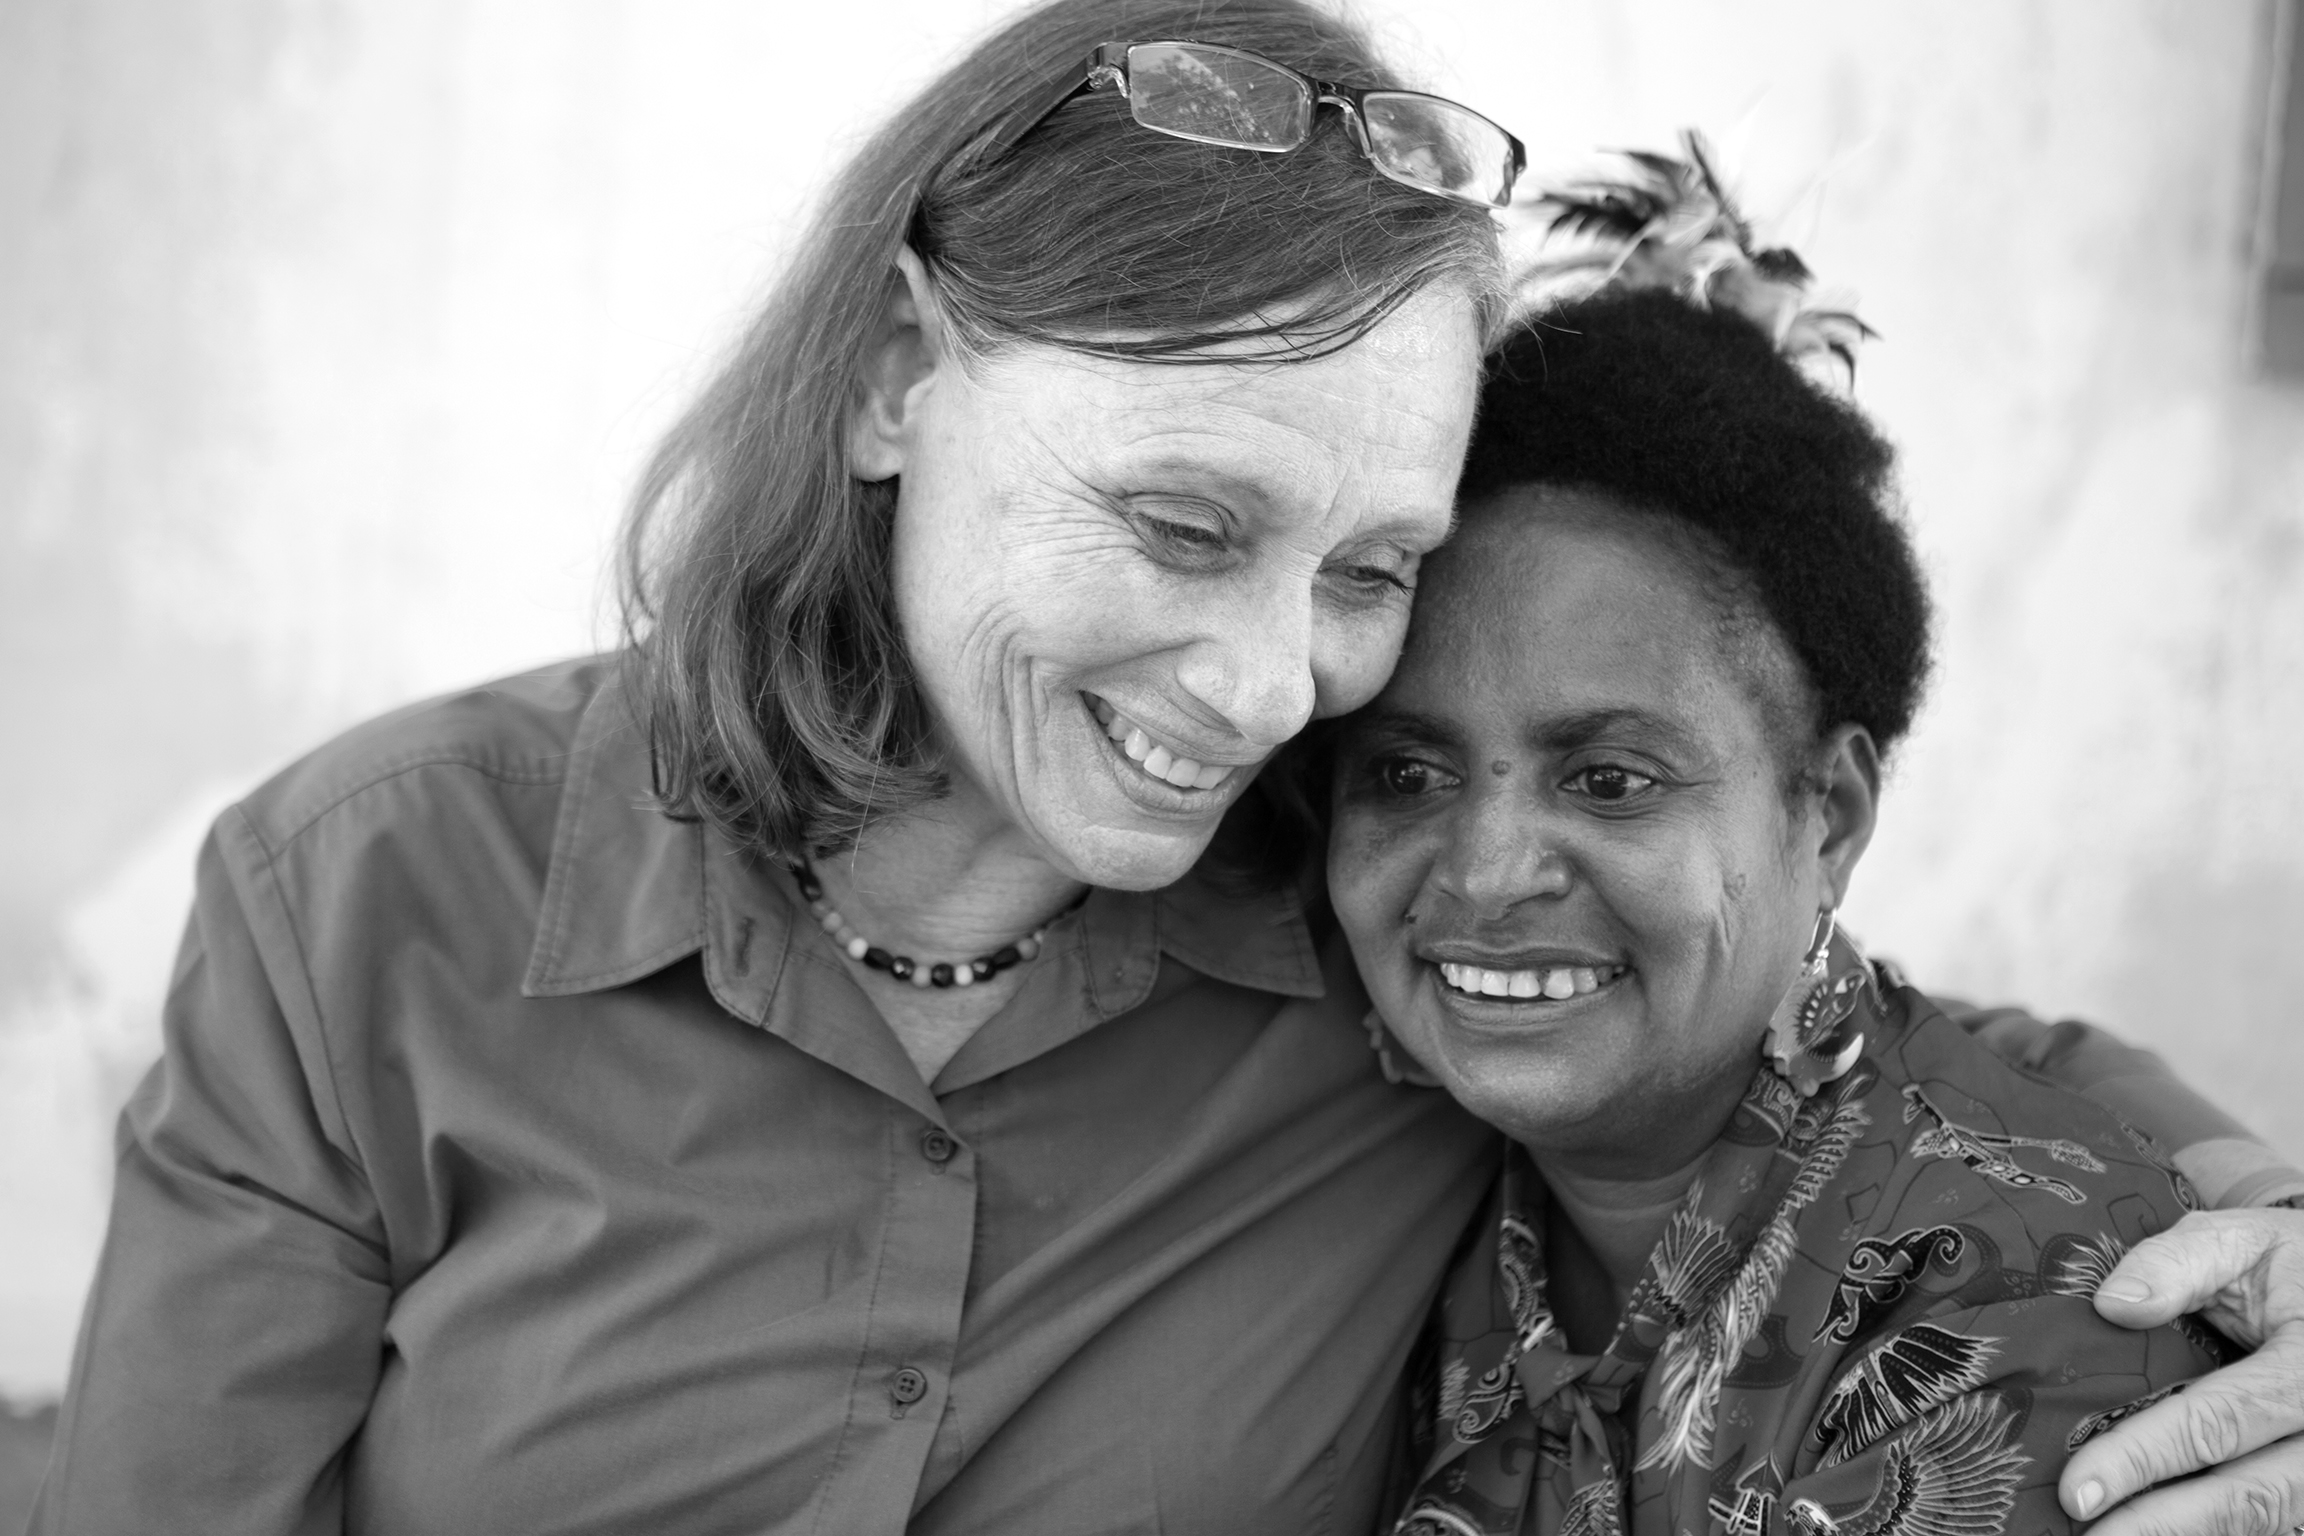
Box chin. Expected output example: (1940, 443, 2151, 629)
(1012, 732, 1250, 891)
(1399, 1010, 1613, 1139)
(1041, 817, 1217, 892)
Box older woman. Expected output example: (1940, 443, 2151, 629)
(1328, 197, 2249, 1534)
(29, 9, 2304, 1535)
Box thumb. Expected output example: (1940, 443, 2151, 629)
(2094, 1210, 2266, 1339)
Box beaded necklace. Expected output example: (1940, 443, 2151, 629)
(791, 859, 1051, 990)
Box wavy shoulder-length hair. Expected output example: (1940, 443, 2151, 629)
(620, 0, 1506, 866)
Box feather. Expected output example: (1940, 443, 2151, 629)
(1790, 1396, 2029, 1536)
(2042, 1232, 2128, 1299)
(1521, 129, 1874, 389)
(1815, 1325, 2001, 1465)
(1558, 1478, 1626, 1536)
(1638, 1094, 1871, 1473)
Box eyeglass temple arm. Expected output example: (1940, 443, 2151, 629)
(967, 44, 1124, 169)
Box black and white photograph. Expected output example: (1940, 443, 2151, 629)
(4, 1, 2303, 1531)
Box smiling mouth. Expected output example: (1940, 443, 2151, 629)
(1086, 694, 1243, 793)
(1435, 961, 1630, 1002)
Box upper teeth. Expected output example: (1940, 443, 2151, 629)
(1437, 961, 1620, 1000)
(1091, 697, 1235, 791)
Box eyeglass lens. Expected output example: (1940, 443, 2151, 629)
(1126, 43, 1312, 150)
(1361, 94, 1515, 206)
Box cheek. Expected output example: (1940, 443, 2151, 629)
(1309, 607, 1412, 718)
(1619, 819, 1805, 1021)
(902, 508, 1154, 689)
(1328, 808, 1433, 964)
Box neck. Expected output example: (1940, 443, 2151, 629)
(808, 788, 1085, 963)
(1537, 1153, 1709, 1298)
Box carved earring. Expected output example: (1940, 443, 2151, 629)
(1764, 909, 1870, 1095)
(1364, 1010, 1440, 1088)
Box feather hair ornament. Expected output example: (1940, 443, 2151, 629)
(1521, 129, 1876, 386)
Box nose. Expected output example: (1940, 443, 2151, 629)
(1172, 585, 1320, 750)
(1429, 782, 1572, 922)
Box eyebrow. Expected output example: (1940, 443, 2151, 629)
(1343, 705, 1693, 752)
(1127, 457, 1279, 516)
(1338, 707, 1463, 748)
(1533, 707, 1694, 752)
(1125, 455, 1455, 548)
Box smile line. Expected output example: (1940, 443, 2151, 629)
(1086, 694, 1243, 792)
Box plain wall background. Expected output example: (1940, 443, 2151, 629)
(3, 0, 2301, 1401)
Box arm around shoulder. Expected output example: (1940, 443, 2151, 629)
(1937, 997, 2304, 1209)
(1781, 1294, 2219, 1535)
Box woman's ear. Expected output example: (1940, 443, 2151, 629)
(845, 246, 948, 482)
(1813, 724, 1881, 910)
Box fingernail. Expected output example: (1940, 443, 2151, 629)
(2099, 1277, 2152, 1305)
(2074, 1480, 2105, 1518)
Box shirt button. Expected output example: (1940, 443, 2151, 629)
(890, 1366, 929, 1406)
(919, 1127, 957, 1165)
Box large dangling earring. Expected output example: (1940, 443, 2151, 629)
(1764, 909, 1870, 1095)
(1365, 1010, 1440, 1088)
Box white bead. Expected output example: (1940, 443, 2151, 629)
(952, 963, 973, 986)
(845, 936, 869, 960)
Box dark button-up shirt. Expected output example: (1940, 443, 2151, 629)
(34, 658, 1499, 1535)
(32, 657, 2291, 1535)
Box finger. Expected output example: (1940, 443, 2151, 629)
(2063, 1336, 2304, 1518)
(2068, 1433, 2304, 1536)
(2094, 1211, 2270, 1331)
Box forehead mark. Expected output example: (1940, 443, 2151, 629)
(1490, 760, 1511, 776)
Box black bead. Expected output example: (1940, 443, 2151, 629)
(864, 947, 893, 971)
(969, 958, 994, 981)
(889, 956, 914, 980)
(989, 945, 1021, 970)
(929, 962, 955, 988)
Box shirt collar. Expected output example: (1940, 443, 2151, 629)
(521, 670, 709, 999)
(523, 667, 1325, 1024)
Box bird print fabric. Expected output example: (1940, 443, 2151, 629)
(1393, 939, 2219, 1536)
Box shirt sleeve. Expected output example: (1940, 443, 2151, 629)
(31, 808, 391, 1536)
(1934, 996, 2304, 1208)
(1777, 1298, 2220, 1536)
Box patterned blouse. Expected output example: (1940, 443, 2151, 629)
(1394, 940, 2221, 1536)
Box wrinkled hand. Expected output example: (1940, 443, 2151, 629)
(2062, 1207, 2304, 1534)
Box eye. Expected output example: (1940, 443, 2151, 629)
(1371, 753, 1460, 798)
(1320, 546, 1418, 608)
(1344, 564, 1411, 593)
(1563, 764, 1660, 804)
(1126, 500, 1235, 571)
(1143, 515, 1225, 550)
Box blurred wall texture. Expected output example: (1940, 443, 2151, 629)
(3, 0, 2301, 1403)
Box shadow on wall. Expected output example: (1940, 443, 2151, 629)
(2112, 861, 2304, 1153)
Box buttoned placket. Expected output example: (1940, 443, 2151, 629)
(519, 678, 1327, 1528)
(833, 1104, 976, 1528)
(698, 843, 1009, 1533)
